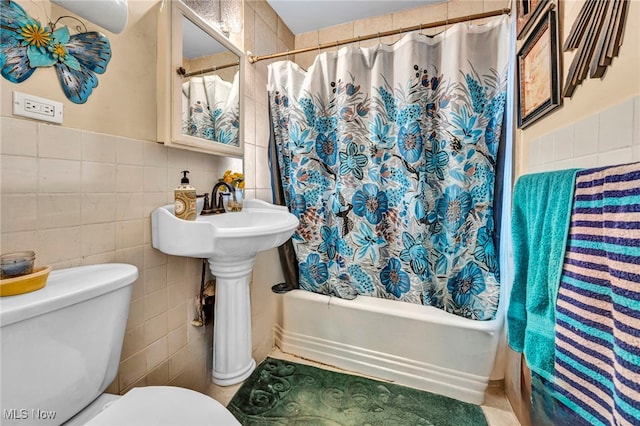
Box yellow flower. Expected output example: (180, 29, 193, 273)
(219, 170, 244, 188)
(20, 23, 51, 48)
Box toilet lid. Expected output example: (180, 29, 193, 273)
(84, 386, 240, 426)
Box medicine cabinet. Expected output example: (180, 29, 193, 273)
(157, 0, 244, 157)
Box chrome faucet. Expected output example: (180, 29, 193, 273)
(201, 182, 233, 215)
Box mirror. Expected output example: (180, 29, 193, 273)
(157, 0, 244, 157)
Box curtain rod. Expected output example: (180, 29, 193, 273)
(177, 61, 240, 78)
(248, 8, 510, 64)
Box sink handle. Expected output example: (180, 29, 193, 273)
(197, 193, 212, 213)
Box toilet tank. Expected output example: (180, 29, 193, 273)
(0, 264, 138, 426)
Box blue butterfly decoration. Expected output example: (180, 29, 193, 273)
(0, 0, 111, 104)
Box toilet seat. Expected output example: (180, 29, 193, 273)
(84, 386, 240, 425)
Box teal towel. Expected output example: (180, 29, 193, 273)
(507, 169, 580, 380)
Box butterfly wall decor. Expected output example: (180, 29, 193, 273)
(0, 0, 111, 104)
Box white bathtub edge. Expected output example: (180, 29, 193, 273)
(275, 290, 504, 405)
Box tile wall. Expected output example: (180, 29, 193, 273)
(0, 116, 241, 394)
(293, 0, 509, 69)
(525, 96, 640, 173)
(240, 0, 295, 364)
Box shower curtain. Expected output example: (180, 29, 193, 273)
(182, 72, 240, 145)
(268, 17, 510, 320)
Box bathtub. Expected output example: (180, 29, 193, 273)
(274, 289, 504, 404)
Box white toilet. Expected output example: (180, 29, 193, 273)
(0, 263, 240, 425)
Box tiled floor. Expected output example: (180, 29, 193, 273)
(206, 348, 521, 425)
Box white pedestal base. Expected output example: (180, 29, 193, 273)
(208, 256, 256, 386)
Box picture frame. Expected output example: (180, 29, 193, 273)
(517, 0, 549, 40)
(517, 8, 562, 129)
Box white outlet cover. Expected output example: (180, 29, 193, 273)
(13, 91, 64, 124)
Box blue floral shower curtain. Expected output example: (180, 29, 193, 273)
(182, 73, 240, 145)
(268, 18, 510, 320)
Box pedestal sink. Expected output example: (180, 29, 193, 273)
(151, 199, 298, 385)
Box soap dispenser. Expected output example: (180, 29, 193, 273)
(174, 170, 197, 221)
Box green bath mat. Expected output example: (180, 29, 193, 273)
(227, 357, 488, 425)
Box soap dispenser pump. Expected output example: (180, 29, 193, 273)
(174, 170, 197, 221)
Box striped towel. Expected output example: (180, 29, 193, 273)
(553, 162, 640, 426)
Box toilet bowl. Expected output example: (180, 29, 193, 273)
(0, 264, 240, 426)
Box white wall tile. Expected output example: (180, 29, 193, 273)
(144, 142, 168, 167)
(82, 162, 116, 193)
(554, 159, 574, 170)
(83, 251, 116, 265)
(39, 158, 82, 193)
(143, 192, 170, 218)
(82, 193, 116, 224)
(572, 155, 599, 169)
(1, 155, 38, 193)
(118, 351, 146, 390)
(245, 97, 256, 145)
(116, 138, 144, 165)
(256, 189, 273, 202)
(38, 194, 81, 229)
(145, 264, 168, 295)
(168, 326, 187, 355)
(573, 115, 599, 157)
(116, 165, 144, 193)
(146, 339, 168, 376)
(82, 131, 116, 162)
(144, 288, 168, 321)
(144, 245, 167, 269)
(553, 125, 574, 161)
(167, 282, 188, 309)
(168, 303, 187, 332)
(38, 226, 82, 265)
(1, 230, 39, 254)
(187, 150, 206, 172)
(1, 117, 37, 156)
(598, 97, 634, 151)
(116, 219, 145, 250)
(1, 194, 37, 232)
(255, 146, 271, 189)
(121, 326, 145, 360)
(244, 143, 256, 189)
(598, 148, 634, 167)
(38, 124, 81, 160)
(255, 102, 270, 147)
(167, 147, 189, 169)
(537, 133, 553, 165)
(81, 222, 115, 255)
(144, 166, 168, 193)
(116, 193, 144, 221)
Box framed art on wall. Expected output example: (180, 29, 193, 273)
(517, 8, 562, 129)
(517, 0, 549, 40)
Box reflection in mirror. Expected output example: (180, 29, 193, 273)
(180, 16, 240, 147)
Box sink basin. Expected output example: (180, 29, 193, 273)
(151, 199, 299, 259)
(151, 198, 298, 386)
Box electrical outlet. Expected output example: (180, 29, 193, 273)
(13, 91, 63, 124)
